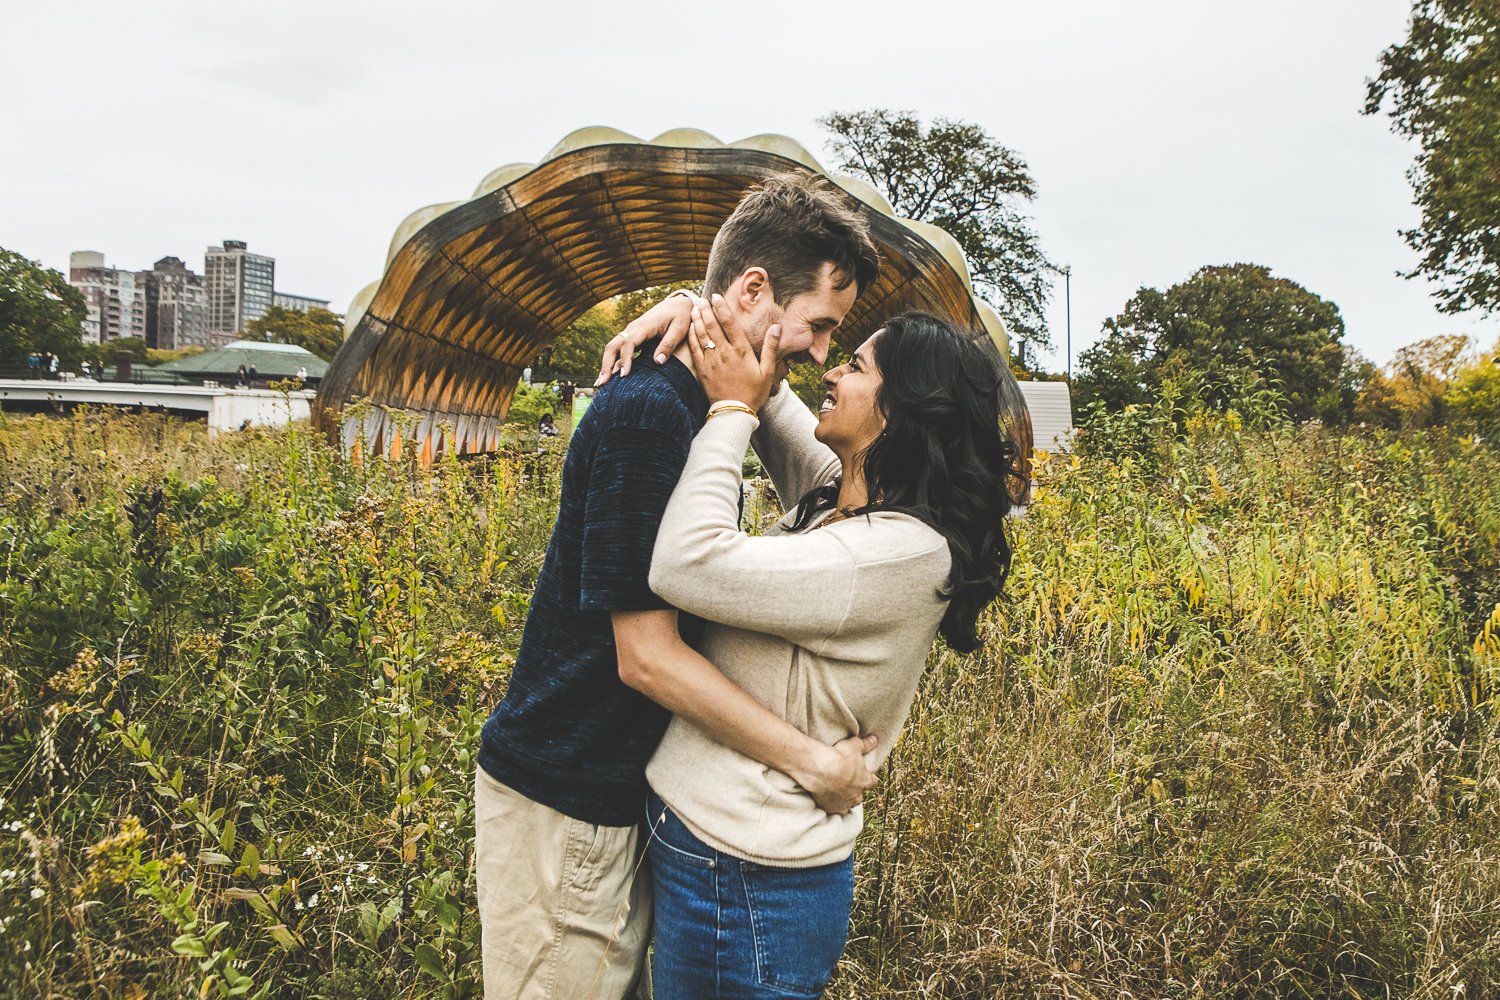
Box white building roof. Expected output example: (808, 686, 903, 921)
(224, 340, 318, 355)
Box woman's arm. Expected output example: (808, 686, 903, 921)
(649, 410, 859, 644)
(752, 384, 841, 512)
(613, 609, 875, 814)
(594, 292, 840, 506)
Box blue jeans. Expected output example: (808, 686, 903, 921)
(644, 790, 854, 999)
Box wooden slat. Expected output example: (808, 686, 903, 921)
(313, 142, 1033, 499)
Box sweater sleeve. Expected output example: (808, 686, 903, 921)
(650, 411, 857, 647)
(750, 382, 842, 510)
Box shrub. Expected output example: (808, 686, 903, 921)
(1, 404, 1497, 997)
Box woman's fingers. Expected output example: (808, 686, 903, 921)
(759, 323, 782, 377)
(690, 298, 715, 352)
(707, 293, 736, 344)
(595, 335, 624, 386)
(685, 304, 706, 368)
(657, 311, 691, 365)
(707, 293, 745, 354)
(699, 295, 729, 353)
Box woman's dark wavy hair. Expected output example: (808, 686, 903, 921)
(788, 311, 1018, 652)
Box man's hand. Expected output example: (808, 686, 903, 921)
(791, 734, 880, 815)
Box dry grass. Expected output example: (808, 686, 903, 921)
(1, 403, 1498, 998)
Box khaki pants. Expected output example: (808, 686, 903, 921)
(474, 768, 652, 1000)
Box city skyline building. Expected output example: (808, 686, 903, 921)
(68, 251, 146, 345)
(66, 242, 328, 351)
(140, 256, 211, 351)
(273, 291, 332, 313)
(205, 240, 275, 343)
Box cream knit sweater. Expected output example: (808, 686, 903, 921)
(646, 386, 952, 868)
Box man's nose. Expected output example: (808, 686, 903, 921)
(808, 331, 831, 367)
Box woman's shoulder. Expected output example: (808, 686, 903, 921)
(827, 511, 950, 565)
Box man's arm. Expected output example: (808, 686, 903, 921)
(613, 609, 876, 815)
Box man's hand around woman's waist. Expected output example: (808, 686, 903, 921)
(791, 734, 880, 815)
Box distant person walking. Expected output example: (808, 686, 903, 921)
(296, 365, 308, 381)
(235, 364, 248, 388)
(80, 359, 92, 380)
(247, 362, 259, 386)
(47, 353, 59, 379)
(27, 353, 41, 378)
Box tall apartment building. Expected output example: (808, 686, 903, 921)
(69, 251, 146, 345)
(204, 240, 275, 343)
(140, 257, 211, 351)
(273, 291, 331, 313)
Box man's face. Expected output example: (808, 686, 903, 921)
(745, 261, 859, 386)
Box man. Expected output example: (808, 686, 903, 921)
(475, 174, 881, 1000)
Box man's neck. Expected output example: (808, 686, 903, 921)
(671, 339, 696, 375)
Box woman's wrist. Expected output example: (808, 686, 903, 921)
(707, 399, 757, 418)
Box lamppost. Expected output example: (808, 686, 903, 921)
(1042, 263, 1073, 380)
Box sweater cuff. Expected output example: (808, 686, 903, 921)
(703, 408, 760, 441)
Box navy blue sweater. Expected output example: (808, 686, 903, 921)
(479, 352, 708, 825)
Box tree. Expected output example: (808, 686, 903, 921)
(1359, 333, 1482, 429)
(610, 281, 699, 330)
(1449, 337, 1500, 439)
(1074, 264, 1352, 422)
(533, 283, 702, 385)
(244, 305, 344, 360)
(1366, 1, 1500, 315)
(532, 304, 617, 384)
(819, 109, 1054, 361)
(0, 247, 86, 366)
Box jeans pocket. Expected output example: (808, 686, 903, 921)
(645, 796, 717, 870)
(740, 859, 853, 996)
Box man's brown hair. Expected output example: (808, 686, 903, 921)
(703, 173, 880, 304)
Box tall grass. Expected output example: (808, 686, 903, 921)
(1, 402, 1497, 998)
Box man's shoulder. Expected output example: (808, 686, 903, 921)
(590, 367, 698, 434)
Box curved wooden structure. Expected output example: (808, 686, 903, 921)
(314, 128, 1032, 493)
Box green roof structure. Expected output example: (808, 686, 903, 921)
(153, 341, 328, 382)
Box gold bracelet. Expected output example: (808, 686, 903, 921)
(707, 401, 757, 419)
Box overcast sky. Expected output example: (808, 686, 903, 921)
(4, 0, 1494, 371)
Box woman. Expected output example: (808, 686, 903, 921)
(613, 294, 1019, 997)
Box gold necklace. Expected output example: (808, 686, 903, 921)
(815, 505, 858, 529)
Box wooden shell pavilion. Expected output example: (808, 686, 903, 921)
(313, 127, 1033, 491)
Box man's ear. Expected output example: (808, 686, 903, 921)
(731, 267, 772, 312)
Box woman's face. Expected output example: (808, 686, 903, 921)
(814, 331, 885, 457)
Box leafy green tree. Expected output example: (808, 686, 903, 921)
(1450, 338, 1500, 440)
(1356, 334, 1476, 429)
(76, 336, 150, 369)
(506, 380, 560, 428)
(0, 247, 86, 366)
(1366, 1, 1500, 315)
(534, 283, 702, 385)
(611, 281, 699, 330)
(245, 306, 344, 361)
(1075, 264, 1352, 422)
(146, 345, 206, 366)
(820, 109, 1054, 360)
(531, 304, 617, 384)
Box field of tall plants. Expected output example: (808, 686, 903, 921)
(2, 401, 1498, 998)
